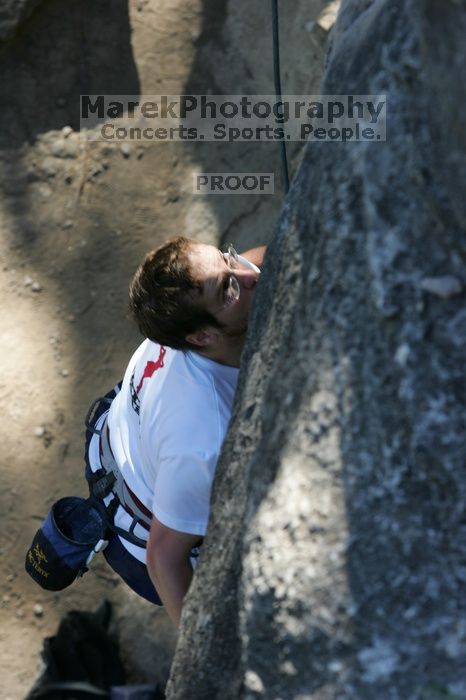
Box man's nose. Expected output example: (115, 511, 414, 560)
(237, 268, 258, 290)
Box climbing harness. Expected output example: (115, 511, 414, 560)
(271, 0, 290, 193)
(85, 395, 153, 542)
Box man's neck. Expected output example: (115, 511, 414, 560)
(195, 335, 245, 368)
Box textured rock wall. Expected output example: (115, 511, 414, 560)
(167, 0, 466, 698)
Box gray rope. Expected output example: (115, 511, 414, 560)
(271, 0, 290, 193)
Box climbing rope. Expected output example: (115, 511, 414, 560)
(271, 0, 290, 193)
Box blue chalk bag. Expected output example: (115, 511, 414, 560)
(25, 496, 109, 591)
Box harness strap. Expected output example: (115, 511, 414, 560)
(84, 395, 113, 437)
(99, 420, 152, 531)
(85, 394, 152, 547)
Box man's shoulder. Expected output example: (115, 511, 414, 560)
(152, 383, 223, 459)
(164, 349, 236, 390)
(160, 360, 219, 413)
(139, 349, 217, 421)
(139, 345, 237, 428)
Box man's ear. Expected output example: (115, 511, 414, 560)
(185, 328, 217, 348)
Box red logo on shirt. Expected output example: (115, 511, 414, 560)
(136, 345, 166, 393)
(130, 346, 166, 415)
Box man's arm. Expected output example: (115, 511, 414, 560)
(240, 245, 266, 270)
(146, 515, 200, 627)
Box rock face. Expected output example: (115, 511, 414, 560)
(167, 0, 466, 698)
(0, 0, 43, 41)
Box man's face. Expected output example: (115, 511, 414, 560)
(188, 242, 259, 337)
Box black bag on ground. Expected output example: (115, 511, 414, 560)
(24, 600, 125, 699)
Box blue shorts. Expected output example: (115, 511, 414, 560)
(84, 384, 162, 606)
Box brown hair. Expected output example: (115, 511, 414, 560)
(129, 236, 222, 351)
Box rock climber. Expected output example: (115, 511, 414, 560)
(85, 236, 265, 627)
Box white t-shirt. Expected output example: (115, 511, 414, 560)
(88, 339, 239, 563)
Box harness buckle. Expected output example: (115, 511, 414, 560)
(89, 469, 116, 500)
